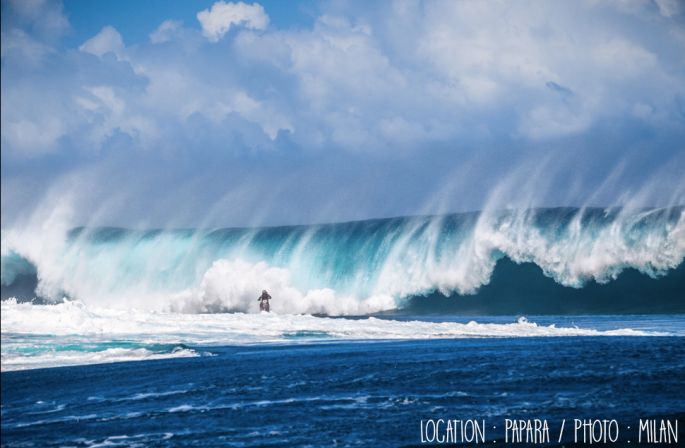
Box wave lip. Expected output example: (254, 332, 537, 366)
(1, 300, 673, 371)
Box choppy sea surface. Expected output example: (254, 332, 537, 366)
(2, 314, 684, 447)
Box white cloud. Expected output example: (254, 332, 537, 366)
(79, 26, 124, 58)
(0, 29, 54, 66)
(3, 0, 685, 160)
(75, 86, 158, 149)
(591, 0, 682, 18)
(131, 57, 290, 139)
(520, 105, 594, 140)
(222, 92, 292, 139)
(591, 38, 658, 78)
(2, 117, 65, 156)
(5, 0, 69, 38)
(150, 20, 183, 44)
(654, 0, 682, 17)
(197, 1, 269, 42)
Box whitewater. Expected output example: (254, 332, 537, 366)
(2, 206, 684, 371)
(1, 299, 674, 371)
(2, 207, 683, 315)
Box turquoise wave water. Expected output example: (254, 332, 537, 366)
(2, 207, 683, 314)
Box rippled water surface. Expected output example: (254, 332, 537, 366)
(2, 322, 684, 447)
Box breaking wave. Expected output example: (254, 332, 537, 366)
(1, 207, 684, 315)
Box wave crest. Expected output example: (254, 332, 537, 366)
(1, 207, 683, 315)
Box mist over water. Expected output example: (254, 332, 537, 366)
(3, 148, 684, 317)
(2, 206, 683, 316)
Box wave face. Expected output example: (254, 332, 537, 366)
(1, 207, 684, 315)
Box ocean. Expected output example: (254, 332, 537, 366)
(2, 318, 685, 446)
(1, 207, 684, 446)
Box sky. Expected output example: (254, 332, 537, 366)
(1, 0, 684, 228)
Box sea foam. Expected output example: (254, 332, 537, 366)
(1, 299, 667, 371)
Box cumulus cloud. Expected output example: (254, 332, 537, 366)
(149, 20, 183, 44)
(197, 1, 269, 42)
(1, 0, 67, 66)
(5, 0, 683, 158)
(0, 28, 54, 65)
(1, 114, 65, 156)
(75, 86, 158, 149)
(79, 26, 124, 58)
(3, 0, 69, 38)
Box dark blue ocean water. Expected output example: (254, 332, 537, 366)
(2, 332, 684, 447)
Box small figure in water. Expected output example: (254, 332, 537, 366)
(258, 289, 272, 312)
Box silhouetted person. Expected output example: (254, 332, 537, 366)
(258, 290, 272, 312)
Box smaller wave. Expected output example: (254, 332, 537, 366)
(167, 404, 199, 413)
(1, 346, 199, 372)
(281, 330, 333, 339)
